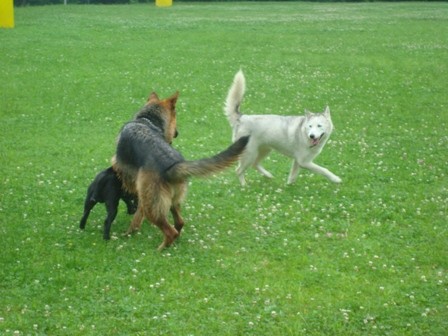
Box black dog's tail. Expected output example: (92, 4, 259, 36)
(165, 136, 249, 182)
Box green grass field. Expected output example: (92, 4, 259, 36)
(1, 2, 447, 335)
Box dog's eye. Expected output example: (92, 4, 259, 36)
(318, 124, 322, 128)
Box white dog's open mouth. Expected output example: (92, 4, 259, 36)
(310, 133, 325, 147)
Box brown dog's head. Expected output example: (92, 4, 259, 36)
(136, 91, 179, 143)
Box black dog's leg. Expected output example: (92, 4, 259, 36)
(80, 199, 96, 230)
(103, 198, 120, 240)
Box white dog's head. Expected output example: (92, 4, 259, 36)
(304, 106, 333, 147)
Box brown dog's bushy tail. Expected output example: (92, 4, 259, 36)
(165, 136, 249, 182)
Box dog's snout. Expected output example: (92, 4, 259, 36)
(309, 134, 315, 139)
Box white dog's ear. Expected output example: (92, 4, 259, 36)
(305, 109, 312, 118)
(324, 106, 331, 118)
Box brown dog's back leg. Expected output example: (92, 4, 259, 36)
(151, 194, 179, 250)
(170, 182, 187, 233)
(125, 207, 144, 235)
(135, 171, 181, 250)
(170, 205, 184, 233)
(153, 217, 179, 251)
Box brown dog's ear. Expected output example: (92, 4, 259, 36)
(147, 92, 160, 104)
(167, 91, 179, 109)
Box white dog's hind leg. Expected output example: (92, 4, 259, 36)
(287, 160, 301, 184)
(253, 148, 273, 179)
(238, 173, 247, 186)
(236, 158, 252, 186)
(301, 162, 342, 183)
(235, 141, 260, 185)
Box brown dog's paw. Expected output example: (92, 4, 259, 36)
(157, 229, 179, 251)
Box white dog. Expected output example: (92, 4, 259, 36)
(224, 70, 342, 186)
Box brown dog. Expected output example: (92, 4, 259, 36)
(113, 92, 249, 250)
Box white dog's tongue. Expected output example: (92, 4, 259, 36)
(310, 133, 325, 146)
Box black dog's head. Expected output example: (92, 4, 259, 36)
(122, 191, 138, 215)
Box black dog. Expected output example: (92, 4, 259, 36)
(80, 166, 137, 240)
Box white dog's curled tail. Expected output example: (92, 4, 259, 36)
(224, 70, 246, 128)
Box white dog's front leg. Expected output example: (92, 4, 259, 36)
(255, 164, 274, 179)
(287, 160, 301, 184)
(301, 162, 342, 183)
